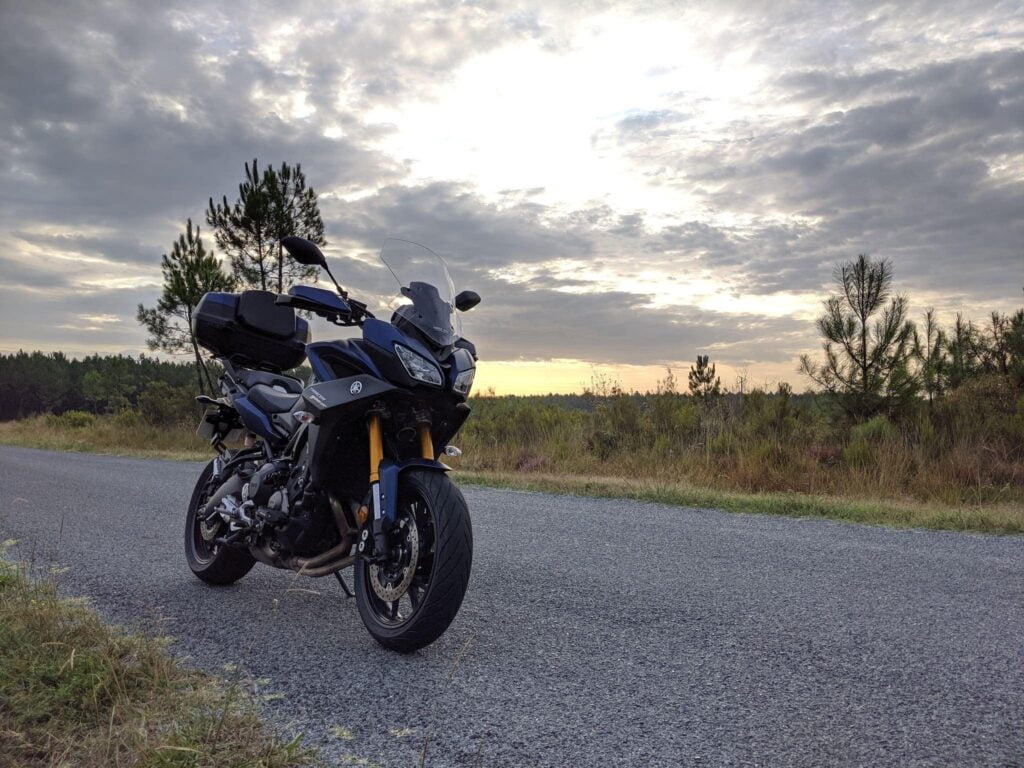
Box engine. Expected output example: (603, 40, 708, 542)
(204, 459, 344, 560)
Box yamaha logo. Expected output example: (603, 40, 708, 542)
(349, 380, 363, 395)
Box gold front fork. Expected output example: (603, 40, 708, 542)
(365, 413, 385, 541)
(363, 414, 433, 555)
(419, 422, 434, 459)
(368, 413, 383, 484)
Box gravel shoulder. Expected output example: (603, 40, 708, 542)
(1, 445, 1021, 767)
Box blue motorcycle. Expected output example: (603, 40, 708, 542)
(186, 238, 479, 652)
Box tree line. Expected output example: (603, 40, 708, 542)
(0, 351, 199, 421)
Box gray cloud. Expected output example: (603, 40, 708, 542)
(0, 0, 1021, 383)
(315, 182, 808, 366)
(605, 44, 1024, 299)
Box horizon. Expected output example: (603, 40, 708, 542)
(1, 1, 1022, 395)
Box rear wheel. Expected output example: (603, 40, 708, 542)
(354, 470, 472, 653)
(184, 460, 255, 585)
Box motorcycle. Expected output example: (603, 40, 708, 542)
(185, 237, 480, 652)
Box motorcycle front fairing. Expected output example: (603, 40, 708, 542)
(296, 243, 475, 534)
(298, 332, 473, 524)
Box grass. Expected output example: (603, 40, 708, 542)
(0, 412, 1021, 534)
(0, 414, 208, 462)
(457, 471, 1024, 534)
(0, 553, 318, 767)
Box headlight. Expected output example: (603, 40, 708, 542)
(453, 368, 475, 395)
(394, 344, 443, 386)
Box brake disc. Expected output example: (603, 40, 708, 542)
(200, 517, 221, 542)
(369, 517, 419, 602)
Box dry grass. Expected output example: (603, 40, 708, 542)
(0, 557, 319, 768)
(454, 394, 1024, 511)
(0, 555, 317, 767)
(0, 403, 1021, 534)
(456, 471, 1024, 534)
(0, 414, 208, 462)
(455, 431, 1024, 509)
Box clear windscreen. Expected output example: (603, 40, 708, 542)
(380, 239, 461, 347)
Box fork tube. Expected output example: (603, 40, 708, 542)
(368, 413, 383, 484)
(368, 413, 384, 523)
(419, 422, 434, 460)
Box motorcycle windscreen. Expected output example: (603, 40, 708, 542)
(380, 239, 461, 347)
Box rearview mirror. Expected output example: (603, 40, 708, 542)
(455, 290, 481, 312)
(281, 236, 327, 268)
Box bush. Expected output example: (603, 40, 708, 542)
(935, 374, 1024, 457)
(843, 414, 899, 467)
(586, 428, 620, 460)
(137, 382, 197, 426)
(44, 410, 95, 429)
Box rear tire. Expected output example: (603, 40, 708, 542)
(184, 460, 256, 585)
(354, 470, 472, 653)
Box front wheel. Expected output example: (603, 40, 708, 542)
(354, 470, 473, 653)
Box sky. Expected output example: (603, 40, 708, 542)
(0, 0, 1022, 394)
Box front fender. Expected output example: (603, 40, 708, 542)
(379, 458, 450, 523)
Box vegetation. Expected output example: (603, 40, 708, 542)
(800, 254, 916, 418)
(206, 159, 326, 294)
(0, 556, 316, 767)
(687, 355, 720, 398)
(1, 253, 1021, 533)
(0, 356, 1021, 533)
(0, 352, 200, 421)
(136, 219, 235, 394)
(456, 471, 1023, 534)
(453, 376, 1022, 527)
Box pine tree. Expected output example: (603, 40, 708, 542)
(136, 219, 234, 393)
(1007, 309, 1024, 390)
(913, 308, 947, 406)
(688, 355, 721, 398)
(206, 159, 275, 290)
(264, 161, 326, 293)
(945, 313, 983, 389)
(206, 159, 327, 293)
(800, 254, 916, 419)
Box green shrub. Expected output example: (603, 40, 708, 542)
(844, 414, 899, 466)
(586, 428, 620, 460)
(45, 410, 95, 429)
(936, 375, 1024, 457)
(137, 382, 197, 426)
(709, 431, 740, 457)
(112, 408, 143, 429)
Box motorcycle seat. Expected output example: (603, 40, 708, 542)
(236, 369, 303, 393)
(247, 383, 301, 414)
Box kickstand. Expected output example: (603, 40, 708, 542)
(334, 571, 354, 599)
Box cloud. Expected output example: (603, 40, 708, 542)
(0, 0, 1021, 387)
(601, 44, 1024, 300)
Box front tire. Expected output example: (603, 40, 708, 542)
(184, 460, 256, 585)
(354, 470, 473, 653)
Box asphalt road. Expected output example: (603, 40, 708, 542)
(1, 445, 1021, 767)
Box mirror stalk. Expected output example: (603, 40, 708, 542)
(323, 265, 347, 299)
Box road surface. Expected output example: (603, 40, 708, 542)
(1, 445, 1021, 766)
